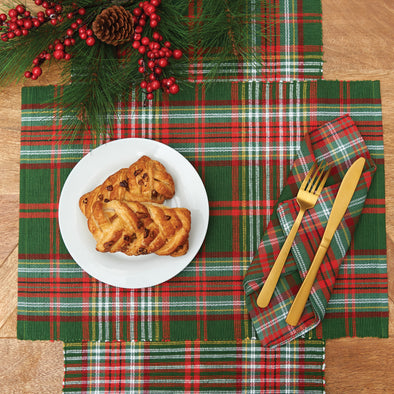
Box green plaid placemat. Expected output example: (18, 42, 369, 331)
(63, 339, 325, 393)
(187, 0, 323, 81)
(18, 80, 387, 342)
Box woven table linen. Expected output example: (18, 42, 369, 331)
(186, 0, 323, 82)
(63, 339, 325, 393)
(243, 115, 377, 347)
(18, 80, 387, 343)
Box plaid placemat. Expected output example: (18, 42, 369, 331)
(243, 115, 377, 347)
(18, 80, 387, 342)
(63, 339, 325, 393)
(187, 0, 323, 81)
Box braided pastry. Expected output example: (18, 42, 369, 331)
(87, 200, 191, 257)
(79, 156, 175, 217)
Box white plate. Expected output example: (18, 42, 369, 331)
(58, 138, 209, 289)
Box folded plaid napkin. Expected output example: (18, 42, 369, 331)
(243, 115, 376, 347)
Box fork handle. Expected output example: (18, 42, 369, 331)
(256, 207, 306, 308)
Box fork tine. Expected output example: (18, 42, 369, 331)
(306, 162, 323, 193)
(300, 162, 317, 190)
(309, 162, 325, 193)
(315, 164, 331, 195)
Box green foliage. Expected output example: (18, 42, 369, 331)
(0, 0, 270, 141)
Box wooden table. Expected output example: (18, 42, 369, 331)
(0, 1, 393, 392)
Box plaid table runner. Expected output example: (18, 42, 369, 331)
(244, 115, 377, 347)
(63, 339, 325, 393)
(18, 80, 387, 343)
(187, 0, 323, 82)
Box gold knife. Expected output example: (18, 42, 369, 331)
(286, 157, 366, 326)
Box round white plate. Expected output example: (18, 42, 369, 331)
(58, 138, 209, 289)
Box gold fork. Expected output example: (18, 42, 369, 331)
(256, 162, 331, 308)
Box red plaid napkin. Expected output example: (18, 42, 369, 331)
(243, 115, 376, 347)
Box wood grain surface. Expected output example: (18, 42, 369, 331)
(0, 0, 393, 392)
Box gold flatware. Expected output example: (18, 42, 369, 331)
(286, 157, 366, 326)
(257, 162, 331, 308)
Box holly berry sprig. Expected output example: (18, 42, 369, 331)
(1, 0, 183, 99)
(1, 1, 95, 80)
(131, 0, 183, 101)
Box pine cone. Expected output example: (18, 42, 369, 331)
(92, 5, 134, 46)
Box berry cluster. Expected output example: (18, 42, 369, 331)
(0, 2, 95, 79)
(131, 0, 183, 100)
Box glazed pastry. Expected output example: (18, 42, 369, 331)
(79, 155, 175, 217)
(87, 200, 191, 257)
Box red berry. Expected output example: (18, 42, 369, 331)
(32, 66, 42, 77)
(172, 49, 182, 59)
(24, 11, 31, 17)
(66, 28, 74, 36)
(76, 18, 83, 25)
(64, 38, 72, 46)
(24, 19, 33, 29)
(24, 71, 32, 78)
(1, 34, 8, 42)
(154, 67, 162, 75)
(132, 40, 140, 49)
(148, 73, 156, 81)
(64, 53, 71, 60)
(7, 31, 15, 39)
(16, 5, 25, 14)
(164, 41, 171, 48)
(71, 22, 78, 29)
(133, 8, 142, 16)
(146, 93, 154, 100)
(22, 29, 29, 36)
(0, 14, 7, 21)
(55, 4, 62, 12)
(138, 58, 144, 66)
(151, 80, 160, 90)
(149, 19, 158, 28)
(138, 18, 146, 26)
(135, 26, 143, 33)
(169, 83, 179, 94)
(45, 53, 51, 59)
(147, 60, 155, 69)
(55, 43, 64, 51)
(144, 5, 156, 15)
(67, 12, 74, 19)
(138, 45, 146, 54)
(151, 0, 160, 6)
(158, 58, 168, 68)
(152, 32, 160, 41)
(79, 32, 87, 40)
(42, 1, 49, 9)
(140, 81, 147, 89)
(141, 37, 150, 46)
(9, 9, 18, 18)
(86, 36, 95, 46)
(53, 50, 64, 59)
(45, 8, 55, 16)
(138, 66, 145, 73)
(32, 57, 40, 65)
(78, 8, 86, 15)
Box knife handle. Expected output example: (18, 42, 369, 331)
(285, 237, 330, 326)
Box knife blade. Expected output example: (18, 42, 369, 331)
(286, 157, 366, 326)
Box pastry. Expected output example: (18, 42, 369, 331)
(87, 200, 191, 257)
(79, 155, 175, 217)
